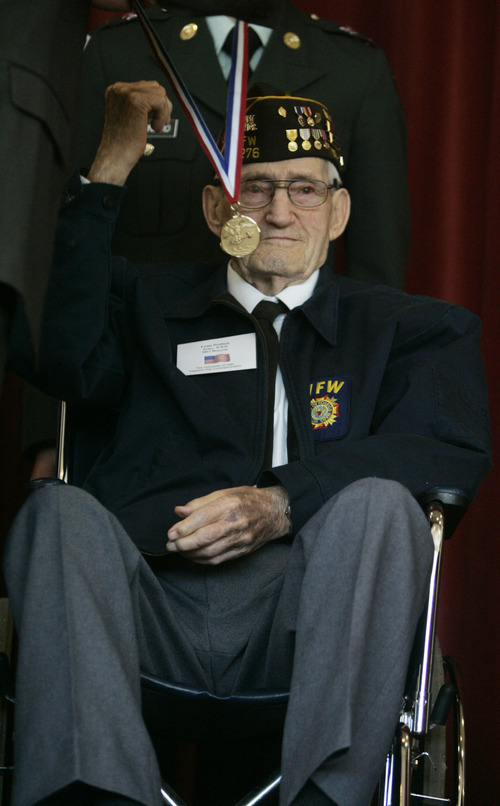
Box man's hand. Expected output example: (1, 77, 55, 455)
(87, 81, 172, 186)
(166, 485, 292, 564)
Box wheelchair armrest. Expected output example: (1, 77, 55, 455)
(418, 487, 470, 540)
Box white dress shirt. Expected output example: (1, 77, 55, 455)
(205, 16, 272, 80)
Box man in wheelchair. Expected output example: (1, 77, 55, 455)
(5, 81, 491, 806)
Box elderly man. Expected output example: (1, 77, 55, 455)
(5, 81, 491, 806)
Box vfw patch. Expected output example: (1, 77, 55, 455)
(310, 376, 350, 441)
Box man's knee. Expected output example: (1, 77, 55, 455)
(297, 477, 433, 579)
(325, 476, 419, 516)
(321, 477, 429, 537)
(6, 483, 100, 545)
(4, 483, 132, 575)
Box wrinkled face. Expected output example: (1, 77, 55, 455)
(203, 158, 350, 293)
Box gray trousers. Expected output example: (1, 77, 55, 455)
(3, 478, 433, 806)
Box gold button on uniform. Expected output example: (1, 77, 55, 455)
(284, 32, 301, 50)
(180, 23, 198, 41)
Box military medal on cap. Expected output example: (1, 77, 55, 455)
(300, 129, 312, 150)
(286, 129, 299, 152)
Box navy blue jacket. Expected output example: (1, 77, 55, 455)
(13, 181, 491, 555)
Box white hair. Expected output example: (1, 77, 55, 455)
(326, 161, 342, 186)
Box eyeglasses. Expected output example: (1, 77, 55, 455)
(236, 178, 341, 210)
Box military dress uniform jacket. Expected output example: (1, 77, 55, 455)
(11, 179, 491, 556)
(78, 3, 410, 288)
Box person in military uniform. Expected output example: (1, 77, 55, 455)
(4, 81, 491, 806)
(78, 0, 410, 285)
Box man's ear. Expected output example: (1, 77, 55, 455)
(203, 185, 228, 237)
(329, 188, 351, 241)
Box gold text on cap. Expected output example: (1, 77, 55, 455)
(180, 23, 198, 41)
(284, 32, 301, 50)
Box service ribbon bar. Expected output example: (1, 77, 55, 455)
(132, 0, 248, 203)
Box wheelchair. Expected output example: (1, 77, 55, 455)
(0, 401, 469, 806)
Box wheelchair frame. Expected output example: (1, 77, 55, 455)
(378, 489, 468, 806)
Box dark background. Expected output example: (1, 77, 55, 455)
(1, 1, 498, 801)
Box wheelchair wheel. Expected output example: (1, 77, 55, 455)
(409, 652, 465, 806)
(409, 641, 447, 800)
(377, 643, 465, 806)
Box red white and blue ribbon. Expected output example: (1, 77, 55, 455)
(132, 1, 249, 204)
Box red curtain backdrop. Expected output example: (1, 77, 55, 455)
(309, 5, 500, 802)
(1, 2, 498, 803)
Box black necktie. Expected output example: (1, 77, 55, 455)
(252, 299, 288, 471)
(222, 26, 262, 78)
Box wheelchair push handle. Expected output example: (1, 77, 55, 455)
(418, 487, 469, 540)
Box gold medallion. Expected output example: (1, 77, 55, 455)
(180, 23, 198, 40)
(143, 143, 155, 157)
(220, 212, 261, 257)
(278, 106, 287, 118)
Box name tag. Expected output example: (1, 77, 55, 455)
(147, 119, 179, 138)
(177, 333, 257, 375)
